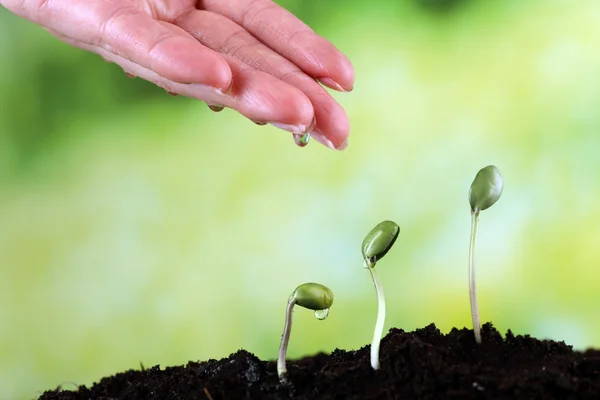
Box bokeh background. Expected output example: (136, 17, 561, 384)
(2, 0, 600, 398)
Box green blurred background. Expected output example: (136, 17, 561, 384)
(2, 0, 600, 398)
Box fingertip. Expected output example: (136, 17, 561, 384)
(297, 94, 315, 127)
(315, 103, 350, 149)
(208, 55, 234, 93)
(331, 53, 355, 92)
(222, 61, 315, 131)
(275, 86, 315, 129)
(312, 130, 349, 151)
(183, 48, 233, 92)
(310, 44, 355, 92)
(153, 38, 232, 91)
(329, 118, 351, 149)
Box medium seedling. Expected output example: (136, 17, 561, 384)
(362, 220, 400, 370)
(468, 165, 503, 343)
(277, 282, 334, 382)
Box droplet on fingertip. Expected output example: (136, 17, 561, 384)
(208, 104, 225, 112)
(293, 133, 310, 147)
(291, 117, 316, 147)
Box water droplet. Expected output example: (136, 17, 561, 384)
(364, 258, 376, 269)
(293, 133, 310, 147)
(314, 308, 329, 320)
(208, 104, 225, 112)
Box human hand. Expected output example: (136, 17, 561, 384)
(1, 0, 354, 150)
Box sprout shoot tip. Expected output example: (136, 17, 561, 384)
(469, 165, 503, 213)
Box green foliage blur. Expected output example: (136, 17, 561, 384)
(2, 1, 600, 398)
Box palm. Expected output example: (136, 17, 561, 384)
(1, 0, 354, 149)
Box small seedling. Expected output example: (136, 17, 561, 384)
(277, 282, 334, 382)
(362, 220, 400, 370)
(468, 165, 503, 344)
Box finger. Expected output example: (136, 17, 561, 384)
(176, 10, 349, 149)
(11, 0, 231, 90)
(222, 56, 315, 130)
(48, 29, 314, 131)
(199, 0, 354, 92)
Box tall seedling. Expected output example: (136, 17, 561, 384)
(362, 220, 400, 370)
(468, 165, 503, 343)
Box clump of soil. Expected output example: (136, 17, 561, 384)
(39, 323, 600, 399)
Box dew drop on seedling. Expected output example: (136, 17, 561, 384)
(293, 133, 310, 147)
(314, 308, 329, 320)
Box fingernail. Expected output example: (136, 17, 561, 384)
(311, 131, 348, 151)
(252, 120, 267, 126)
(214, 78, 234, 96)
(270, 121, 312, 134)
(336, 139, 349, 151)
(306, 116, 317, 133)
(125, 72, 136, 79)
(271, 116, 316, 135)
(317, 77, 352, 92)
(311, 131, 336, 150)
(167, 91, 179, 97)
(208, 104, 225, 112)
(270, 122, 301, 133)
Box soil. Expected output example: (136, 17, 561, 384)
(39, 323, 600, 400)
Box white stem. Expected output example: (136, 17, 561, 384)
(277, 298, 296, 381)
(469, 210, 482, 344)
(367, 262, 386, 370)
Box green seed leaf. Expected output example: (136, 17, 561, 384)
(361, 220, 400, 267)
(293, 283, 334, 311)
(469, 165, 503, 212)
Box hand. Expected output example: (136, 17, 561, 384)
(1, 0, 354, 150)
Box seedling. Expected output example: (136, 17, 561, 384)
(277, 282, 334, 382)
(468, 165, 503, 344)
(362, 220, 400, 370)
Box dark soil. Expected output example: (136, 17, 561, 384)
(39, 323, 600, 400)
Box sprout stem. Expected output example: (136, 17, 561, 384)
(277, 297, 297, 381)
(469, 210, 481, 344)
(367, 261, 386, 370)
